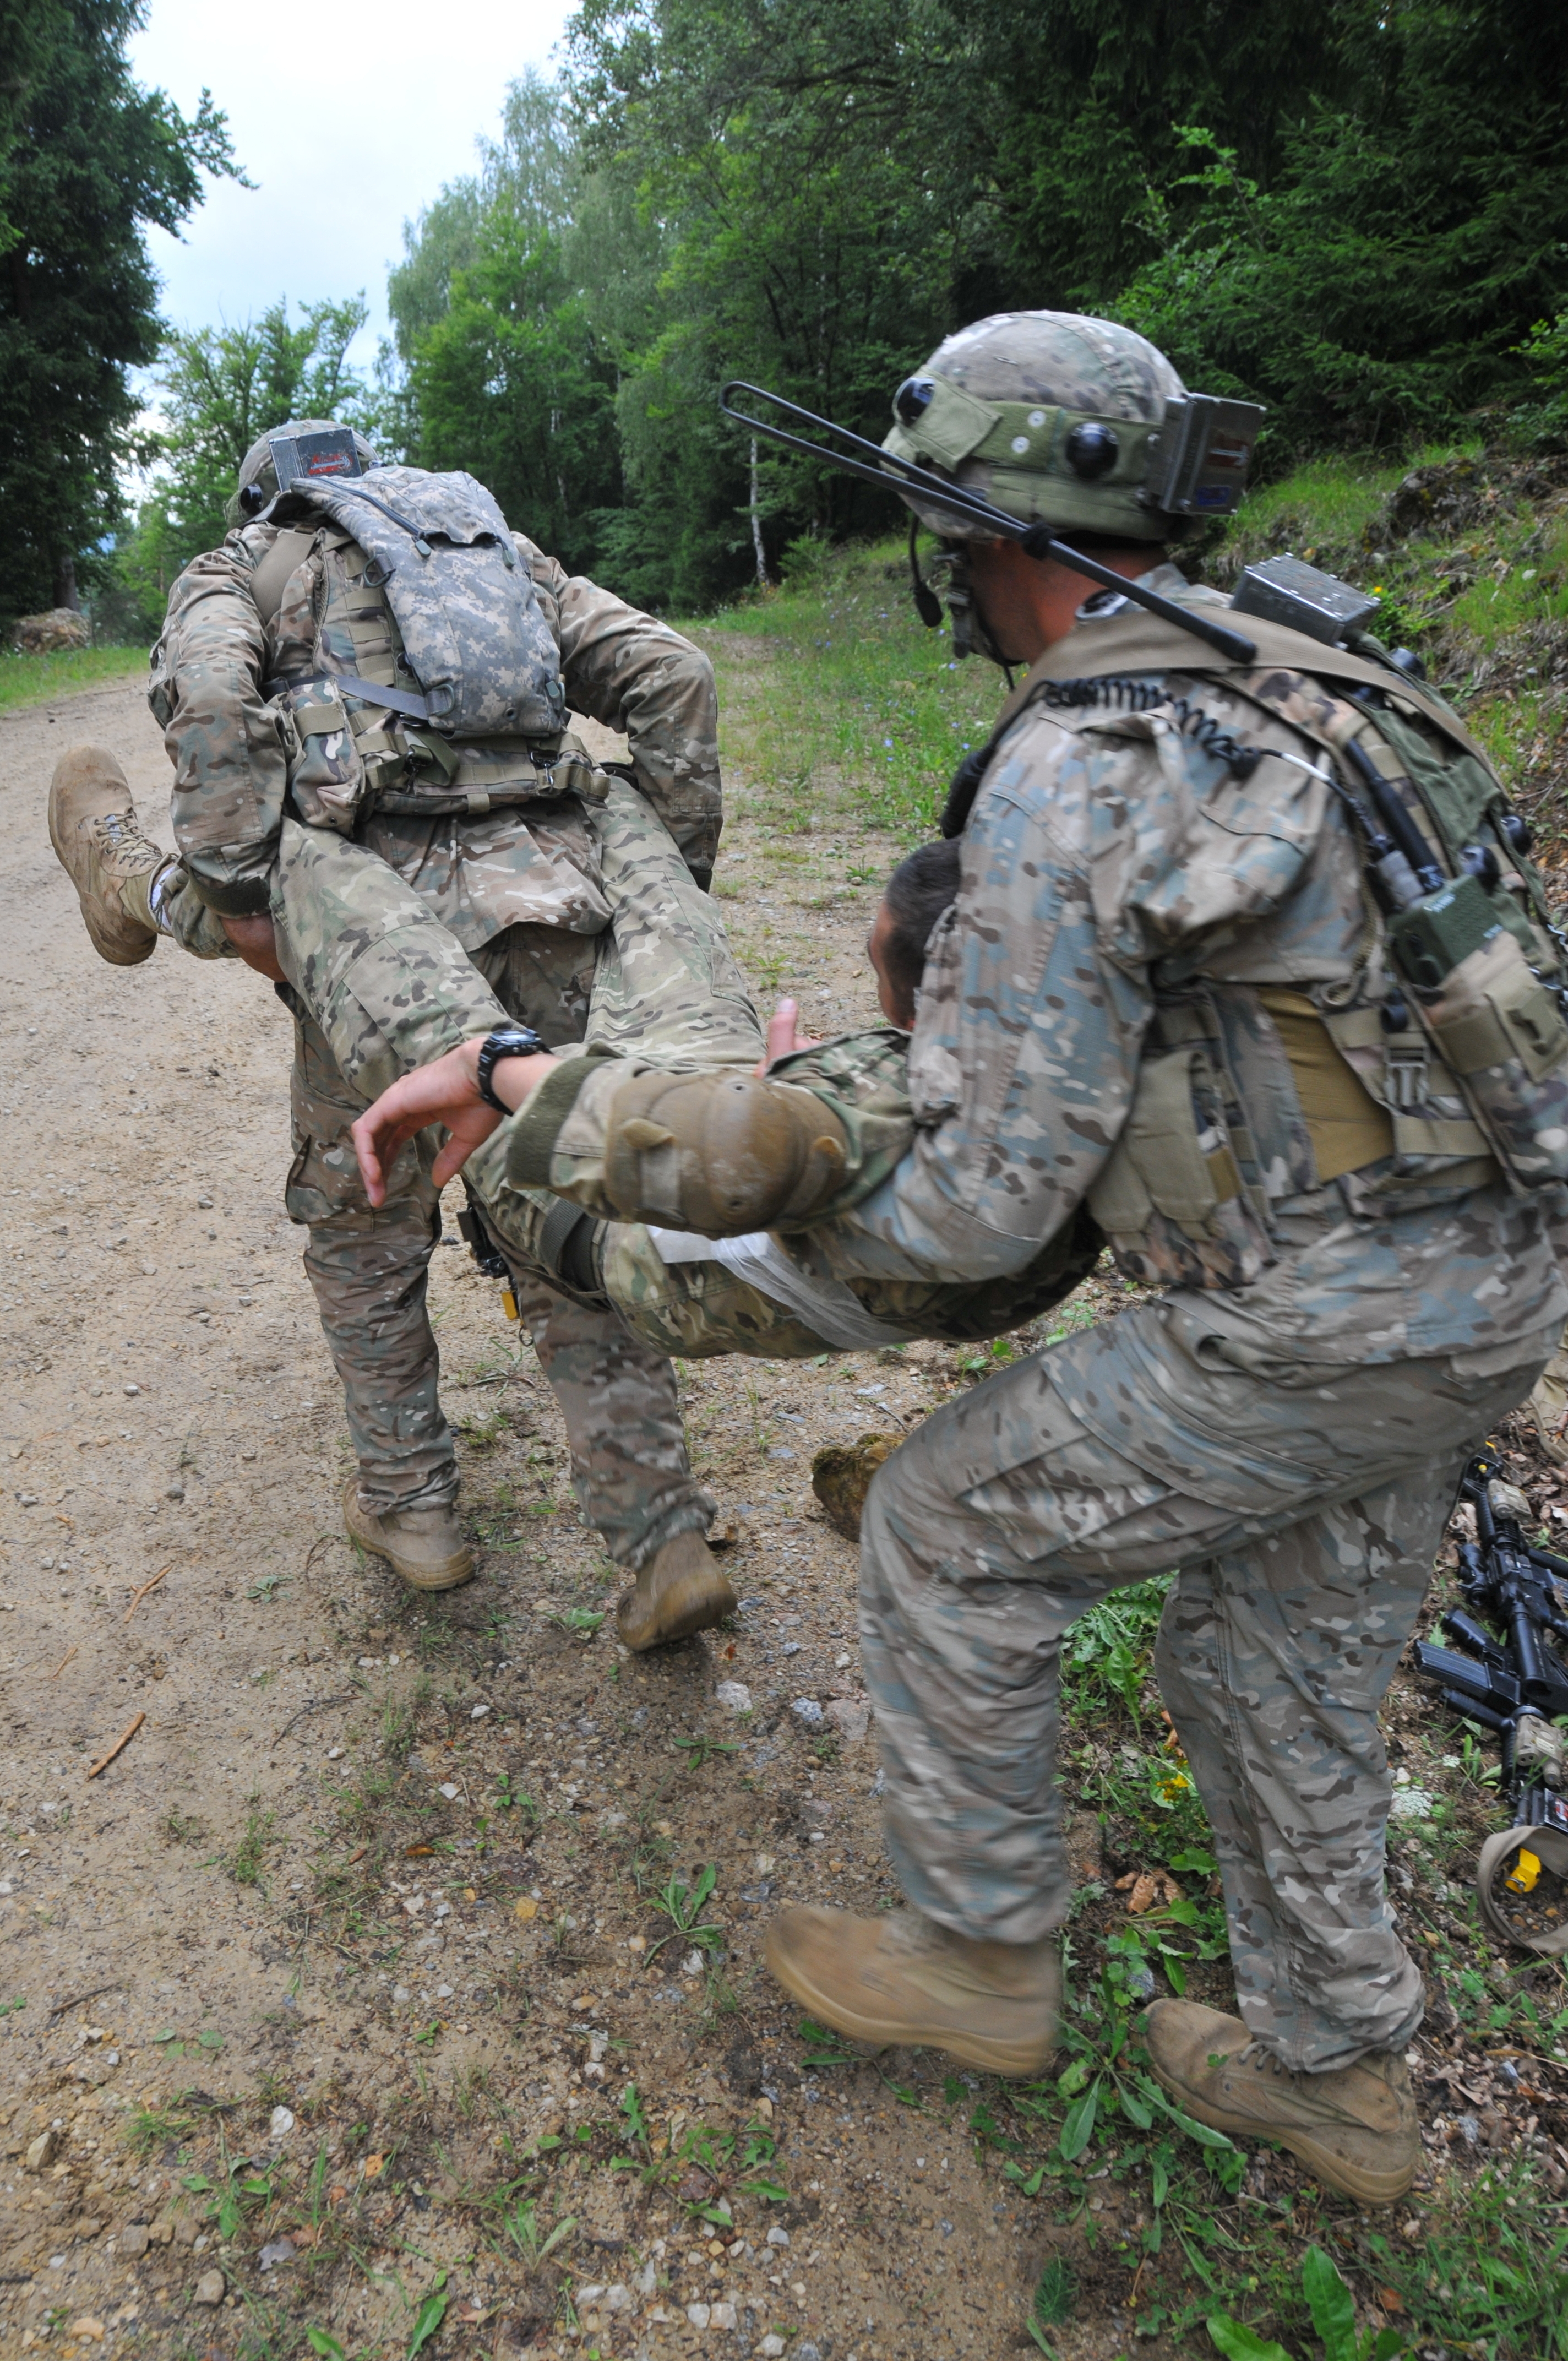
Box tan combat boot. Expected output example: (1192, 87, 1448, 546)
(1143, 1998, 1419, 2205)
(765, 1905, 1061, 2079)
(48, 745, 170, 966)
(342, 1478, 475, 1592)
(616, 1528, 736, 1651)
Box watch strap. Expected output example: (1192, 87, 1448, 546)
(476, 1026, 546, 1113)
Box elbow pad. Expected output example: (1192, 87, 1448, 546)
(603, 1068, 850, 1234)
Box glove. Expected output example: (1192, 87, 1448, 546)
(603, 1068, 850, 1234)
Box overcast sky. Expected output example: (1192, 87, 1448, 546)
(129, 0, 574, 363)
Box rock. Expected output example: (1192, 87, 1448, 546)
(193, 2266, 226, 2305)
(790, 1698, 824, 1731)
(685, 2300, 711, 2328)
(119, 2223, 150, 2259)
(715, 1679, 752, 1713)
(1382, 454, 1491, 542)
(66, 2321, 104, 2344)
(711, 2302, 738, 2329)
(13, 608, 90, 654)
(258, 2237, 296, 2269)
(172, 2213, 200, 2246)
(810, 1432, 900, 1539)
(268, 2105, 295, 2139)
(759, 2341, 787, 2359)
(826, 1697, 870, 1745)
(605, 2284, 633, 2313)
(766, 2224, 791, 2248)
(72, 2217, 102, 2240)
(795, 2345, 822, 2361)
(24, 2130, 59, 2173)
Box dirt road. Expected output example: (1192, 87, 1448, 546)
(0, 673, 1080, 2360)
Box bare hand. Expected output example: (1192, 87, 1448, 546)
(755, 997, 823, 1074)
(220, 912, 286, 981)
(351, 1037, 557, 1206)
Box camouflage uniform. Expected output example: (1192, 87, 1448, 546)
(839, 595, 1566, 2069)
(507, 572, 1568, 2067)
(150, 514, 727, 1558)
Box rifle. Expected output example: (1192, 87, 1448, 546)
(1414, 1449, 1568, 1836)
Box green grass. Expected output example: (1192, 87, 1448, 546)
(689, 536, 1000, 840)
(0, 643, 146, 711)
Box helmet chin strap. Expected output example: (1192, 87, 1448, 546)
(911, 532, 1015, 680)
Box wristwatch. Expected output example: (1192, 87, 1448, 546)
(475, 1025, 546, 1112)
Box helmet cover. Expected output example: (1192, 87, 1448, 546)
(884, 311, 1186, 543)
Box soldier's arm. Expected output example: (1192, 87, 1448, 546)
(498, 714, 1151, 1281)
(152, 541, 285, 916)
(519, 536, 722, 886)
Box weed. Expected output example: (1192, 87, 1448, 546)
(1061, 1575, 1171, 1725)
(161, 1806, 206, 1846)
(645, 1864, 723, 1963)
(124, 2095, 198, 2158)
(501, 2195, 576, 2266)
(230, 1808, 275, 1887)
(671, 1733, 741, 1770)
(543, 1606, 605, 1638)
(247, 1573, 291, 1603)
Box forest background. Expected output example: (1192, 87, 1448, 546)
(4, 0, 1568, 636)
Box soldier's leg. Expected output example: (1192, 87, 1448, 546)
(507, 1273, 714, 1567)
(1152, 1464, 1452, 2073)
(585, 774, 762, 1064)
(287, 1009, 470, 1587)
(767, 1302, 1551, 2122)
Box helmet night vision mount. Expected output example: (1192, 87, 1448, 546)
(238, 425, 364, 519)
(719, 380, 1262, 667)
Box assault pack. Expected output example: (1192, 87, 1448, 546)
(249, 464, 601, 831)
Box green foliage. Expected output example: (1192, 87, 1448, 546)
(0, 0, 242, 624)
(115, 295, 384, 641)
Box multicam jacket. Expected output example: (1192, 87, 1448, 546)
(798, 572, 1568, 1364)
(148, 513, 722, 949)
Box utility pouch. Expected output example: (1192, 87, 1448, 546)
(280, 679, 367, 834)
(1088, 1033, 1273, 1290)
(1414, 927, 1568, 1186)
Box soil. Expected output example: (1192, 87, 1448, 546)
(0, 674, 1129, 2360)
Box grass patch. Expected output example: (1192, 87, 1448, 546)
(0, 644, 146, 712)
(688, 536, 1000, 840)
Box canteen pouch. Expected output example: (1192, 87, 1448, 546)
(280, 679, 366, 834)
(1414, 926, 1568, 1187)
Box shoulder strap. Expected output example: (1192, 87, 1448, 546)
(249, 528, 318, 627)
(1026, 604, 1494, 773)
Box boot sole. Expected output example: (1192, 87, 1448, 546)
(617, 1576, 737, 1652)
(47, 788, 158, 967)
(763, 1924, 1057, 2081)
(342, 1486, 475, 1592)
(1145, 2067, 1416, 2205)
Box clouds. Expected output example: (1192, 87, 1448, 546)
(129, 0, 573, 355)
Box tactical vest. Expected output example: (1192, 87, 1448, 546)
(948, 604, 1568, 1292)
(253, 465, 605, 833)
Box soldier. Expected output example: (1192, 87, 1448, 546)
(356, 313, 1568, 2206)
(48, 419, 743, 1650)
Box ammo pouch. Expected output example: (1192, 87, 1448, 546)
(279, 679, 364, 834)
(1410, 926, 1568, 1187)
(1087, 1009, 1275, 1290)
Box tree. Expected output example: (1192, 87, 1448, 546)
(116, 296, 380, 642)
(0, 0, 241, 623)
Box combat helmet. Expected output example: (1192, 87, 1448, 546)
(883, 311, 1188, 545)
(228, 418, 380, 526)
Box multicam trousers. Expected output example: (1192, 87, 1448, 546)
(861, 1291, 1558, 2071)
(164, 783, 760, 1560)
